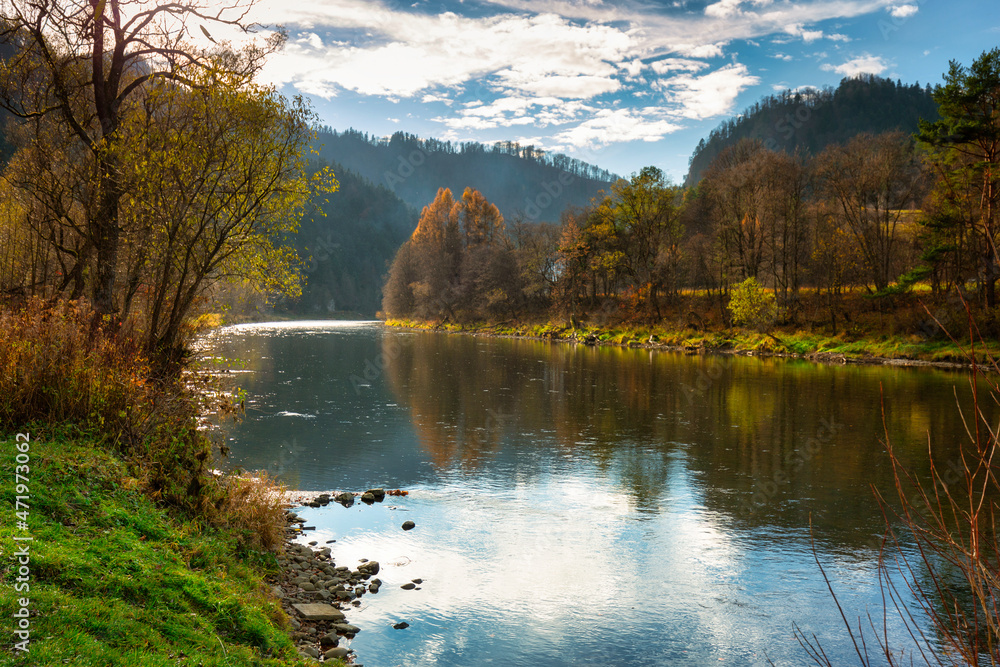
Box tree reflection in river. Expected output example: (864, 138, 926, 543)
(381, 329, 987, 553)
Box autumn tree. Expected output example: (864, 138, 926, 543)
(121, 80, 330, 356)
(760, 149, 809, 308)
(702, 139, 769, 282)
(0, 0, 282, 315)
(611, 166, 683, 313)
(384, 187, 516, 320)
(815, 131, 925, 293)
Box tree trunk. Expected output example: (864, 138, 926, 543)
(92, 164, 121, 315)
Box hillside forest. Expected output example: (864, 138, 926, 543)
(382, 53, 1000, 344)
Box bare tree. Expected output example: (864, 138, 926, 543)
(816, 132, 926, 293)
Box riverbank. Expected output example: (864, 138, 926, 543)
(384, 318, 1000, 369)
(0, 428, 344, 667)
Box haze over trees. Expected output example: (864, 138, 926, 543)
(313, 128, 616, 220)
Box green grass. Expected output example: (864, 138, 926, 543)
(0, 427, 324, 667)
(384, 318, 1000, 365)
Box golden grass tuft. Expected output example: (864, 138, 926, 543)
(220, 471, 290, 552)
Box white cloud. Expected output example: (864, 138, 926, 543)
(673, 42, 727, 58)
(436, 96, 594, 131)
(659, 62, 761, 120)
(650, 58, 711, 74)
(517, 74, 621, 99)
(704, 0, 773, 19)
(771, 53, 794, 61)
(783, 23, 850, 43)
(258, 4, 633, 99)
(245, 0, 913, 153)
(619, 59, 645, 78)
(888, 4, 919, 18)
(820, 54, 889, 77)
(549, 108, 683, 150)
(422, 93, 454, 105)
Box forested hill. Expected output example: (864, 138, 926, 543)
(686, 74, 940, 185)
(290, 161, 418, 316)
(312, 128, 617, 221)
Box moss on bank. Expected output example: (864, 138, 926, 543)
(0, 427, 326, 667)
(385, 318, 1000, 366)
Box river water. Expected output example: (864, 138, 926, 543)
(202, 320, 984, 667)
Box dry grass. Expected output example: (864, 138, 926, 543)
(0, 297, 152, 436)
(219, 471, 290, 552)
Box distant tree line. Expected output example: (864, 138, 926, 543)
(383, 50, 1000, 334)
(319, 128, 619, 183)
(311, 128, 616, 221)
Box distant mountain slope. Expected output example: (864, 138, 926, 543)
(686, 74, 940, 185)
(291, 161, 418, 316)
(312, 128, 617, 222)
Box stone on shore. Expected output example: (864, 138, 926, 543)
(292, 603, 346, 622)
(325, 647, 351, 660)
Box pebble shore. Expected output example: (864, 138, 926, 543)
(274, 488, 412, 664)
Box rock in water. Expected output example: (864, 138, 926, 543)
(366, 488, 387, 502)
(361, 492, 376, 504)
(401, 520, 416, 531)
(334, 623, 361, 635)
(400, 583, 416, 590)
(335, 492, 355, 507)
(393, 622, 410, 630)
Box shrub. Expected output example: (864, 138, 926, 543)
(0, 298, 244, 523)
(727, 277, 776, 330)
(0, 298, 151, 435)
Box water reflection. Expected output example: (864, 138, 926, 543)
(381, 330, 982, 551)
(204, 322, 988, 666)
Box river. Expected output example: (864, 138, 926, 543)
(202, 320, 984, 667)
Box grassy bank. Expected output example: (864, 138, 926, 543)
(385, 317, 1000, 366)
(0, 299, 343, 666)
(0, 427, 324, 667)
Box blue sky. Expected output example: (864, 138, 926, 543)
(248, 0, 1000, 180)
